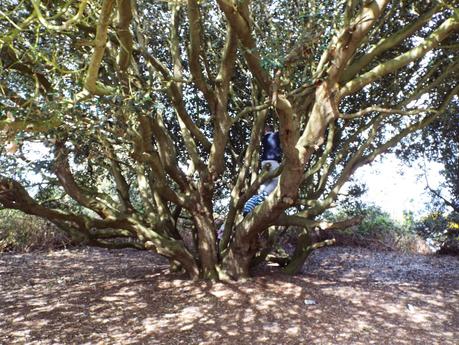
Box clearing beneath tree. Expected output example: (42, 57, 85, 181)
(1, 246, 457, 345)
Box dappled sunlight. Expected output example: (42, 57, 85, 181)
(1, 246, 458, 344)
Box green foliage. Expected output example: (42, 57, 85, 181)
(396, 58, 459, 210)
(413, 211, 459, 254)
(0, 209, 70, 252)
(323, 204, 429, 253)
(331, 204, 403, 237)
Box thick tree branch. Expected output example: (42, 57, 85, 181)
(84, 0, 116, 96)
(0, 175, 85, 227)
(130, 3, 210, 151)
(115, 0, 133, 83)
(129, 123, 190, 208)
(169, 5, 208, 170)
(148, 113, 189, 191)
(216, 0, 271, 93)
(186, 0, 216, 109)
(0, 175, 133, 239)
(343, 0, 358, 28)
(102, 139, 134, 214)
(207, 24, 238, 178)
(326, 0, 390, 82)
(342, 5, 440, 82)
(340, 15, 459, 97)
(135, 165, 159, 223)
(54, 140, 117, 218)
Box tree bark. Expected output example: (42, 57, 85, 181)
(192, 211, 219, 280)
(283, 228, 313, 275)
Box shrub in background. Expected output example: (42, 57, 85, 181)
(322, 204, 431, 253)
(414, 211, 459, 255)
(0, 209, 70, 252)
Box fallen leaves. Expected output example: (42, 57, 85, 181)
(0, 246, 457, 345)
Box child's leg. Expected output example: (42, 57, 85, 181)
(243, 192, 268, 216)
(260, 176, 279, 195)
(258, 160, 280, 195)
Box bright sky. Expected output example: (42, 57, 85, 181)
(351, 153, 445, 221)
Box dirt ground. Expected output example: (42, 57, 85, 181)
(0, 246, 458, 345)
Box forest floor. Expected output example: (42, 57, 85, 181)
(0, 246, 458, 345)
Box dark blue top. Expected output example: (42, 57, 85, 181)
(261, 131, 282, 162)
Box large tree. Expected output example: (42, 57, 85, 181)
(1, 0, 458, 280)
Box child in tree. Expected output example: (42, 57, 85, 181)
(243, 125, 282, 215)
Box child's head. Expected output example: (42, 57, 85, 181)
(264, 124, 274, 134)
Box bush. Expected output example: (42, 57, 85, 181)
(322, 205, 431, 253)
(414, 211, 459, 255)
(0, 209, 70, 252)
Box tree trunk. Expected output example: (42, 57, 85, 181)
(192, 213, 219, 280)
(283, 228, 313, 275)
(222, 229, 259, 279)
(144, 236, 200, 280)
(176, 255, 200, 280)
(168, 259, 183, 273)
(251, 226, 280, 267)
(223, 247, 252, 279)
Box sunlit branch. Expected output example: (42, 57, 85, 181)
(216, 0, 271, 93)
(54, 140, 117, 218)
(232, 102, 271, 124)
(0, 175, 86, 227)
(148, 113, 189, 190)
(115, 0, 133, 83)
(306, 83, 459, 218)
(0, 116, 61, 132)
(326, 0, 390, 82)
(102, 139, 134, 214)
(83, 0, 116, 96)
(31, 0, 89, 31)
(341, 15, 459, 97)
(90, 239, 145, 250)
(135, 165, 159, 223)
(342, 5, 440, 82)
(187, 0, 216, 109)
(343, 0, 358, 28)
(207, 23, 238, 178)
(168, 5, 211, 157)
(362, 84, 459, 166)
(0, 9, 29, 31)
(340, 106, 437, 120)
(0, 175, 133, 238)
(129, 127, 189, 208)
(130, 3, 210, 151)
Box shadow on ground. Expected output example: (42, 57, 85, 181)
(0, 246, 458, 345)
